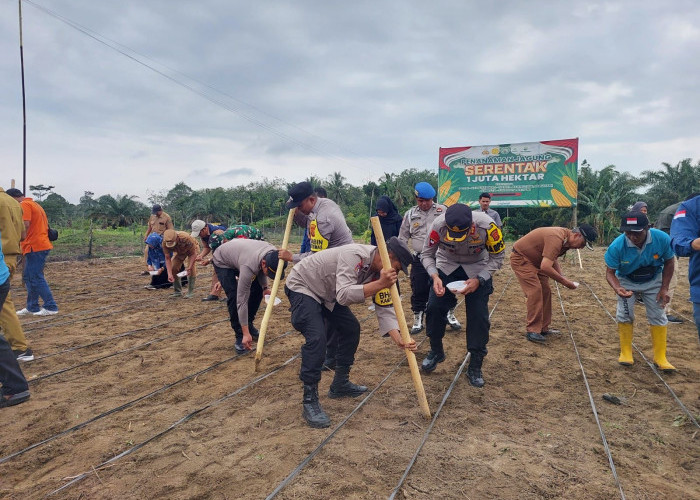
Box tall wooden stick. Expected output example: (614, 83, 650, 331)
(370, 216, 431, 419)
(254, 208, 296, 371)
(18, 0, 27, 194)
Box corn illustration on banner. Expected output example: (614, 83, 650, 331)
(438, 138, 579, 208)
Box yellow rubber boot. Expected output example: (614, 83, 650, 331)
(617, 322, 634, 366)
(650, 325, 676, 371)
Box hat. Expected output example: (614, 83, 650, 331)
(151, 204, 162, 214)
(386, 236, 413, 274)
(444, 204, 472, 242)
(163, 229, 178, 248)
(190, 219, 206, 238)
(6, 188, 23, 198)
(620, 212, 649, 232)
(263, 249, 287, 279)
(631, 201, 647, 212)
(574, 223, 598, 250)
(209, 233, 225, 251)
(286, 181, 314, 209)
(414, 182, 436, 199)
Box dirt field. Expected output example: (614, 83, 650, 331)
(0, 245, 698, 499)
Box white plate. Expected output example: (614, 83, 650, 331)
(176, 270, 188, 278)
(446, 280, 467, 292)
(264, 295, 282, 306)
(148, 270, 159, 276)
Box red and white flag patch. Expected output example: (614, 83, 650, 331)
(673, 209, 687, 219)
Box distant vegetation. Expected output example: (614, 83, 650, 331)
(32, 158, 700, 247)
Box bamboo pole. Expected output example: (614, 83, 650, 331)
(577, 249, 583, 269)
(254, 208, 296, 371)
(370, 216, 431, 419)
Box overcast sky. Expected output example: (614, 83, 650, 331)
(1, 0, 698, 204)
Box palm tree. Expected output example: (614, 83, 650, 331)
(640, 158, 700, 214)
(325, 172, 348, 204)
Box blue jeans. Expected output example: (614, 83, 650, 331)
(693, 303, 700, 342)
(23, 250, 57, 312)
(0, 278, 29, 396)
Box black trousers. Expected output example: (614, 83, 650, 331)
(410, 254, 430, 313)
(425, 267, 493, 357)
(214, 265, 263, 342)
(0, 278, 29, 396)
(286, 287, 360, 385)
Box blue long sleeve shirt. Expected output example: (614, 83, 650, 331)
(670, 196, 700, 302)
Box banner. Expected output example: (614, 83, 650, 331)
(438, 138, 579, 208)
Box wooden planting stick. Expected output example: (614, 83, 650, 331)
(370, 216, 431, 419)
(254, 208, 296, 372)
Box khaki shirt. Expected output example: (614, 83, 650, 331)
(286, 244, 399, 335)
(512, 227, 572, 267)
(0, 188, 24, 256)
(148, 211, 174, 235)
(421, 211, 505, 281)
(292, 197, 353, 262)
(212, 239, 276, 327)
(163, 231, 198, 258)
(398, 203, 446, 253)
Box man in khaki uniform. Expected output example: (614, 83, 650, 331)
(143, 205, 173, 273)
(285, 237, 416, 428)
(163, 229, 199, 298)
(0, 187, 32, 361)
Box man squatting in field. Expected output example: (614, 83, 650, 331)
(162, 229, 199, 298)
(420, 203, 505, 388)
(283, 237, 416, 428)
(283, 181, 354, 372)
(210, 235, 286, 355)
(605, 211, 676, 370)
(398, 182, 450, 335)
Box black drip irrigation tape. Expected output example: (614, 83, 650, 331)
(0, 331, 294, 466)
(582, 281, 700, 429)
(386, 275, 513, 499)
(45, 353, 301, 497)
(28, 318, 229, 384)
(554, 282, 626, 499)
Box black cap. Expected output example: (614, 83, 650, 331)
(574, 223, 598, 250)
(152, 204, 162, 214)
(444, 204, 473, 242)
(6, 188, 23, 198)
(286, 182, 314, 209)
(620, 212, 649, 232)
(263, 249, 287, 279)
(386, 236, 413, 274)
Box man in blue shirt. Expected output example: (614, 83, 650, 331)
(604, 211, 676, 370)
(670, 193, 700, 341)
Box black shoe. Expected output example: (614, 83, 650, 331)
(421, 351, 446, 373)
(666, 314, 684, 324)
(322, 357, 336, 372)
(234, 341, 250, 355)
(0, 390, 30, 408)
(302, 384, 331, 428)
(526, 332, 546, 343)
(541, 328, 560, 335)
(201, 294, 219, 302)
(249, 326, 260, 340)
(13, 348, 34, 362)
(328, 380, 368, 398)
(467, 367, 485, 388)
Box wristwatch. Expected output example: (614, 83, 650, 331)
(477, 276, 487, 287)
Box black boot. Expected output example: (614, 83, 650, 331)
(302, 384, 330, 428)
(328, 365, 368, 398)
(249, 325, 259, 340)
(466, 352, 485, 388)
(322, 354, 336, 372)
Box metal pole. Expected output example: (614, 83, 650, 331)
(18, 0, 27, 194)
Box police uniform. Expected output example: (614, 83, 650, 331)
(292, 197, 353, 262)
(212, 239, 278, 352)
(480, 207, 502, 229)
(285, 243, 406, 427)
(420, 204, 505, 386)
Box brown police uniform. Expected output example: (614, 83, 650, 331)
(164, 231, 199, 277)
(147, 211, 174, 236)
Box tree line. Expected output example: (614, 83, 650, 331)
(32, 158, 700, 244)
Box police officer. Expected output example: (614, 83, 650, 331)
(420, 203, 505, 388)
(398, 182, 447, 334)
(285, 237, 416, 428)
(282, 181, 354, 372)
(210, 236, 286, 354)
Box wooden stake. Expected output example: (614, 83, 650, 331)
(577, 249, 583, 269)
(254, 208, 296, 371)
(370, 216, 431, 419)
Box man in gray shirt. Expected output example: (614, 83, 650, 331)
(477, 192, 503, 229)
(284, 237, 416, 428)
(211, 237, 287, 354)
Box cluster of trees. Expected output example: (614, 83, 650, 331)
(32, 158, 700, 243)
